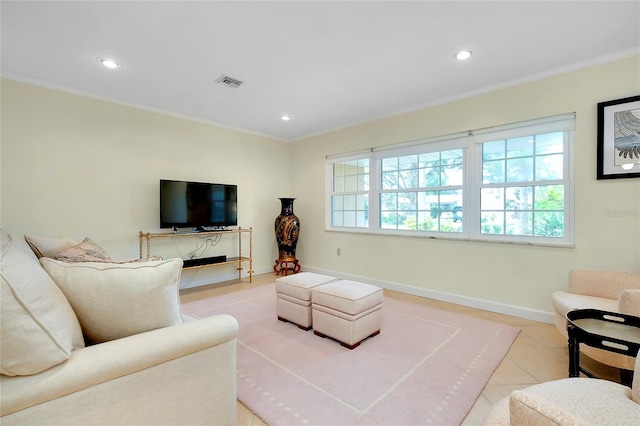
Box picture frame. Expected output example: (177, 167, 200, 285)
(597, 95, 640, 180)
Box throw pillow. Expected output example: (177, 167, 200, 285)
(24, 234, 78, 259)
(53, 237, 112, 262)
(40, 257, 184, 344)
(1, 233, 85, 376)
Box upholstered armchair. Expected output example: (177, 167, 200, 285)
(552, 269, 640, 373)
(482, 353, 640, 425)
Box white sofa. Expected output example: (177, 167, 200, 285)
(552, 269, 640, 373)
(1, 232, 239, 425)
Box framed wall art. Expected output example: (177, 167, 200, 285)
(597, 95, 640, 179)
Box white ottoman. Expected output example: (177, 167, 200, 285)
(276, 272, 337, 330)
(311, 280, 383, 349)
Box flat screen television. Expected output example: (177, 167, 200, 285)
(160, 179, 237, 230)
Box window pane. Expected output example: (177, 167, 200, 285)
(399, 155, 418, 170)
(399, 169, 418, 188)
(344, 194, 356, 210)
(334, 176, 344, 192)
(345, 175, 358, 192)
(442, 149, 463, 164)
(534, 185, 564, 210)
(382, 171, 399, 190)
(382, 158, 397, 172)
(380, 192, 397, 210)
(358, 158, 370, 173)
(535, 154, 563, 180)
(535, 212, 564, 237)
(343, 211, 356, 227)
(507, 136, 533, 158)
(483, 140, 504, 160)
(506, 157, 534, 182)
(334, 163, 344, 177)
(441, 165, 463, 186)
(483, 159, 505, 183)
(332, 195, 344, 210)
(420, 167, 440, 187)
(481, 212, 504, 234)
(481, 187, 504, 210)
(506, 211, 533, 235)
(535, 132, 563, 155)
(420, 152, 440, 167)
(398, 192, 417, 211)
(356, 210, 367, 227)
(505, 186, 533, 210)
(380, 212, 398, 229)
(332, 211, 343, 227)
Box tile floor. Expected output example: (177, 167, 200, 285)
(180, 272, 622, 426)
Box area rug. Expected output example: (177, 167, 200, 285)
(182, 283, 519, 426)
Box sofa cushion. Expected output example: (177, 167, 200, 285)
(24, 234, 78, 259)
(1, 232, 85, 376)
(52, 237, 112, 262)
(552, 291, 618, 318)
(40, 258, 184, 343)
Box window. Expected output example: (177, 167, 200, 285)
(480, 132, 566, 238)
(326, 114, 574, 246)
(379, 150, 463, 232)
(329, 157, 370, 228)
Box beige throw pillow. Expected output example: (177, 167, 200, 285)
(1, 233, 85, 376)
(24, 234, 78, 259)
(40, 258, 184, 343)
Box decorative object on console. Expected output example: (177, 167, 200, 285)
(274, 197, 301, 275)
(597, 95, 640, 179)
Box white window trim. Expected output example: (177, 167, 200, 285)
(326, 114, 575, 247)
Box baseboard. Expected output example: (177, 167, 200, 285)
(302, 266, 555, 324)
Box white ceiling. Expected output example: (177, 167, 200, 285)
(2, 1, 639, 141)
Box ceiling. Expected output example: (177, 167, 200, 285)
(2, 1, 639, 142)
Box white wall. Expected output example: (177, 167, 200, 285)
(2, 57, 639, 319)
(1, 79, 290, 288)
(289, 56, 640, 321)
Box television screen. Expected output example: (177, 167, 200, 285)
(160, 179, 237, 230)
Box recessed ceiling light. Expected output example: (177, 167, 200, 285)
(97, 57, 121, 69)
(455, 50, 472, 61)
(281, 115, 292, 121)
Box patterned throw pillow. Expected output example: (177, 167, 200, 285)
(53, 238, 112, 262)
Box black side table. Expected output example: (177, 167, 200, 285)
(566, 309, 640, 386)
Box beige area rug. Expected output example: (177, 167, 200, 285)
(182, 283, 519, 426)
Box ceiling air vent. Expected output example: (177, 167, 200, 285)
(215, 75, 243, 88)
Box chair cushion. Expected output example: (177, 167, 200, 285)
(40, 258, 184, 343)
(1, 232, 85, 376)
(509, 378, 639, 425)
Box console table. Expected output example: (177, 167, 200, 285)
(566, 308, 640, 386)
(139, 227, 253, 282)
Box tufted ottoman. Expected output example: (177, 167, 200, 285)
(311, 280, 383, 349)
(276, 272, 338, 330)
